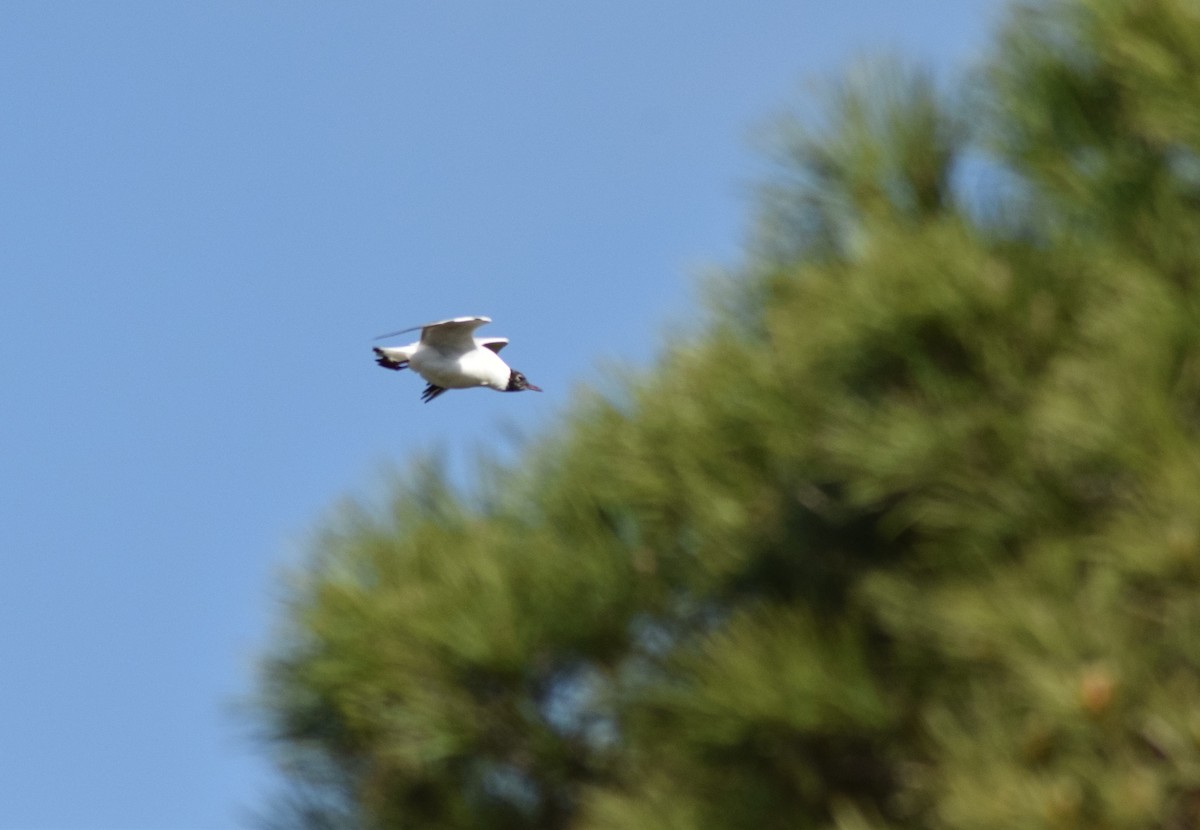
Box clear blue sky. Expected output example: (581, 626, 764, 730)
(0, 3, 1002, 828)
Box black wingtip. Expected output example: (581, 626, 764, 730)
(373, 347, 408, 371)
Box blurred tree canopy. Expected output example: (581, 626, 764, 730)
(256, 0, 1200, 827)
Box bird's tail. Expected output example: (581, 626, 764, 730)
(373, 346, 412, 371)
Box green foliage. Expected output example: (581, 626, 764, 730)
(256, 1, 1200, 827)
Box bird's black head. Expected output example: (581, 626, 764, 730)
(505, 370, 542, 393)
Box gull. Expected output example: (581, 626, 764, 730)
(373, 315, 542, 403)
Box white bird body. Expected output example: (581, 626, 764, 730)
(372, 316, 541, 402)
(381, 338, 510, 389)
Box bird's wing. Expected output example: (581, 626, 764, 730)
(476, 337, 509, 354)
(373, 316, 492, 352)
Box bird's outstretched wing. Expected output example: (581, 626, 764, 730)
(374, 316, 492, 355)
(476, 337, 508, 354)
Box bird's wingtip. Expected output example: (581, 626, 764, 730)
(373, 315, 492, 341)
(373, 347, 408, 371)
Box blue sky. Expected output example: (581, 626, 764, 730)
(0, 3, 1002, 828)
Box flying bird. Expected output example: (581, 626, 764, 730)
(373, 316, 542, 402)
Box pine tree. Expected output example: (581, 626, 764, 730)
(257, 1, 1200, 827)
